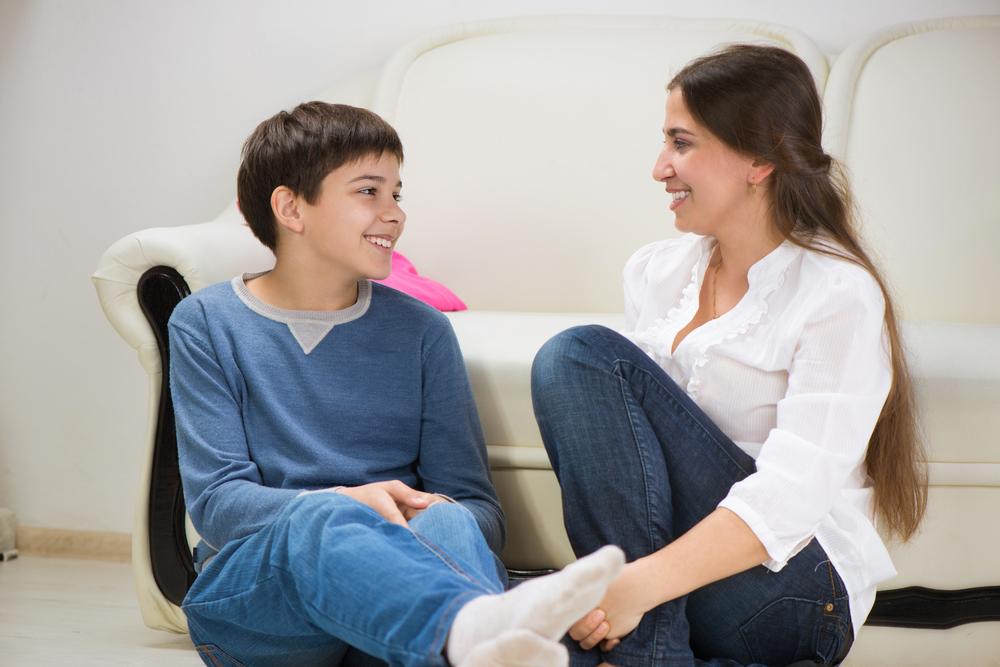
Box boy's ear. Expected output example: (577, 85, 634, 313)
(271, 186, 305, 234)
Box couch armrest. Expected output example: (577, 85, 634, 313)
(92, 213, 274, 374)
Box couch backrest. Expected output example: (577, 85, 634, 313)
(370, 16, 827, 312)
(823, 16, 1000, 324)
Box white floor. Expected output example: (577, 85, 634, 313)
(0, 555, 198, 666)
(3, 555, 1000, 666)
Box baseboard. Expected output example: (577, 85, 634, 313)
(17, 526, 131, 562)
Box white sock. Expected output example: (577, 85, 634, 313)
(446, 545, 625, 665)
(457, 629, 568, 667)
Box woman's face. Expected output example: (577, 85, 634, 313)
(652, 89, 757, 236)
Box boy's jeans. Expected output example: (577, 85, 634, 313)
(531, 325, 854, 667)
(183, 495, 505, 667)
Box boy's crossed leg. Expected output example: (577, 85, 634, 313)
(185, 492, 624, 667)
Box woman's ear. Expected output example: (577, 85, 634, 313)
(271, 186, 305, 234)
(749, 159, 776, 186)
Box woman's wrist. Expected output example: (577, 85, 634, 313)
(630, 553, 677, 612)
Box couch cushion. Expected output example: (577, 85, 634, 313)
(447, 310, 623, 447)
(823, 17, 1000, 324)
(379, 16, 826, 312)
(452, 312, 1000, 469)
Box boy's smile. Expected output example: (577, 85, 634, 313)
(300, 152, 405, 282)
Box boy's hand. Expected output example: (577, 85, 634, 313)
(336, 480, 442, 526)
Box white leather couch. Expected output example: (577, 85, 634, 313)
(93, 15, 1000, 665)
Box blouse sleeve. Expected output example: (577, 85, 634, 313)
(717, 267, 892, 571)
(623, 240, 665, 330)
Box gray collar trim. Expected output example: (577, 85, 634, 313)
(231, 272, 372, 354)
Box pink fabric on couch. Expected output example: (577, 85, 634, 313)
(374, 251, 467, 312)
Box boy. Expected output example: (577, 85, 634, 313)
(169, 101, 623, 667)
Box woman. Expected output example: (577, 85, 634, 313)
(530, 45, 926, 666)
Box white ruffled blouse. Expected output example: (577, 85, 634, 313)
(622, 233, 897, 635)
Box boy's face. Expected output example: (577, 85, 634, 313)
(299, 152, 404, 281)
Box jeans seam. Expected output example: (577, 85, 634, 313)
(331, 494, 494, 594)
(825, 561, 839, 601)
(615, 359, 755, 476)
(193, 643, 245, 667)
(284, 578, 458, 666)
(410, 529, 495, 595)
(434, 589, 483, 664)
(613, 359, 664, 662)
(271, 497, 493, 665)
(615, 366, 657, 555)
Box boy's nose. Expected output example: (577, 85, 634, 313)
(381, 204, 405, 225)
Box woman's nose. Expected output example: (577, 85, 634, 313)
(652, 149, 674, 182)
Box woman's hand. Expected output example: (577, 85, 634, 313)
(572, 509, 771, 652)
(568, 560, 651, 651)
(328, 480, 444, 526)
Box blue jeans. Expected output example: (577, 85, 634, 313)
(531, 325, 853, 667)
(183, 493, 506, 667)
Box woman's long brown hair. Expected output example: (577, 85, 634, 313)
(669, 44, 927, 540)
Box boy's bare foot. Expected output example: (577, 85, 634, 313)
(446, 545, 625, 665)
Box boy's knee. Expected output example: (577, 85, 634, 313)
(410, 501, 479, 539)
(280, 491, 371, 537)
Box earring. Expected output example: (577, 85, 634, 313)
(750, 181, 758, 194)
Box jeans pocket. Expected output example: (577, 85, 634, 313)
(193, 643, 247, 667)
(815, 616, 852, 666)
(740, 597, 850, 666)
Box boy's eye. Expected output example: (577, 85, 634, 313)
(393, 193, 402, 202)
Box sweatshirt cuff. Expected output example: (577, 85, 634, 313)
(297, 486, 344, 498)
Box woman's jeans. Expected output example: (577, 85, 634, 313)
(182, 494, 506, 667)
(531, 325, 854, 667)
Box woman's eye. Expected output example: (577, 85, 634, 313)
(359, 187, 376, 196)
(393, 193, 403, 203)
(673, 139, 689, 150)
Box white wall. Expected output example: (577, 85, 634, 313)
(1, 0, 996, 534)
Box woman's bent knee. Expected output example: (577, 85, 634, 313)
(532, 325, 620, 389)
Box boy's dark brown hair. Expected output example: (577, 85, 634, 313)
(237, 102, 404, 251)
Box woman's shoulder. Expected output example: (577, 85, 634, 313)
(796, 243, 885, 313)
(624, 233, 706, 279)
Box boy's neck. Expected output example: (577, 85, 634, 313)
(248, 257, 361, 312)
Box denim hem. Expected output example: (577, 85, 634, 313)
(601, 649, 687, 667)
(432, 589, 486, 667)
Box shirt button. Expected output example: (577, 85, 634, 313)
(824, 603, 835, 613)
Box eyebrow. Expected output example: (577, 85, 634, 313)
(348, 175, 403, 187)
(664, 127, 695, 138)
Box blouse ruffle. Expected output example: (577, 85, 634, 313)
(629, 237, 798, 399)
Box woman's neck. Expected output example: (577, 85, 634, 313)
(711, 222, 785, 280)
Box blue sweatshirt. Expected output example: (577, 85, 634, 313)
(168, 274, 505, 555)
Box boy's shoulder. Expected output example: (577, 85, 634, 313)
(168, 279, 241, 333)
(168, 279, 456, 347)
(370, 282, 451, 332)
